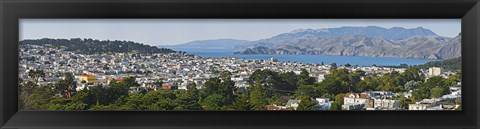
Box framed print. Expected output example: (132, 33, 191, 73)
(1, 0, 479, 129)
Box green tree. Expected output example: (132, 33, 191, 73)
(279, 71, 299, 93)
(298, 69, 315, 86)
(18, 81, 40, 110)
(201, 77, 222, 98)
(430, 88, 445, 98)
(399, 67, 424, 85)
(294, 85, 318, 98)
(123, 77, 139, 87)
(219, 71, 233, 80)
(90, 104, 116, 110)
(330, 101, 342, 110)
(334, 93, 347, 105)
(348, 70, 364, 92)
(377, 71, 402, 92)
(201, 94, 228, 110)
(404, 80, 420, 91)
(86, 86, 110, 105)
(250, 81, 267, 110)
(423, 76, 446, 88)
(247, 69, 285, 97)
(318, 77, 349, 95)
(200, 76, 236, 106)
(142, 90, 177, 110)
(28, 69, 45, 83)
(54, 74, 75, 97)
(29, 84, 55, 110)
(230, 93, 252, 110)
(297, 96, 317, 110)
(398, 94, 409, 108)
(344, 63, 351, 67)
(186, 83, 199, 100)
(175, 91, 202, 110)
(124, 93, 148, 110)
(219, 77, 236, 103)
(330, 63, 338, 70)
(445, 73, 461, 86)
(154, 80, 163, 87)
(412, 84, 431, 101)
(357, 76, 379, 92)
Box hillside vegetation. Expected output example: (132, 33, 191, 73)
(20, 38, 176, 54)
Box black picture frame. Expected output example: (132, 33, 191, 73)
(1, 0, 479, 129)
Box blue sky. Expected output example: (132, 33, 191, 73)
(20, 19, 461, 45)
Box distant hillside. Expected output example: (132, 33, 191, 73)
(433, 35, 461, 59)
(20, 38, 176, 54)
(234, 26, 460, 60)
(159, 39, 249, 51)
(417, 57, 461, 71)
(235, 26, 438, 49)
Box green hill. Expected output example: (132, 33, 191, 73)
(417, 57, 461, 71)
(20, 38, 176, 54)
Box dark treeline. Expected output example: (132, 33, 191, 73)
(20, 66, 461, 111)
(417, 57, 461, 71)
(20, 38, 176, 54)
(381, 57, 461, 72)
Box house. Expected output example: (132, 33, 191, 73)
(76, 82, 97, 91)
(374, 99, 401, 109)
(344, 93, 370, 105)
(409, 104, 429, 110)
(129, 86, 147, 94)
(317, 74, 325, 82)
(342, 103, 365, 110)
(314, 98, 332, 110)
(286, 99, 300, 110)
(266, 104, 287, 110)
(78, 73, 96, 83)
(161, 84, 178, 90)
(366, 91, 396, 99)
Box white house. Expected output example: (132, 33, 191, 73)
(286, 99, 300, 110)
(315, 98, 332, 110)
(374, 99, 401, 109)
(409, 104, 429, 110)
(344, 93, 369, 105)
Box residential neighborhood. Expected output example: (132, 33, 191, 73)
(19, 44, 462, 111)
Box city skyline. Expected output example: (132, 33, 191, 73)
(20, 19, 461, 45)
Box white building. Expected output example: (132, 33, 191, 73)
(344, 93, 369, 105)
(428, 67, 443, 77)
(286, 99, 300, 110)
(374, 99, 401, 109)
(315, 98, 332, 110)
(317, 74, 325, 82)
(409, 104, 429, 110)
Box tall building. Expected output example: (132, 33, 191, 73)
(428, 67, 443, 77)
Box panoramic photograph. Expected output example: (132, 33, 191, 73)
(18, 19, 461, 111)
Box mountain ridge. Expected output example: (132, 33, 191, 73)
(233, 26, 459, 60)
(235, 34, 460, 60)
(158, 39, 249, 51)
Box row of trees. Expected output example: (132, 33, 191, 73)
(417, 57, 461, 71)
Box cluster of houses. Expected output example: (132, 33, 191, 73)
(19, 44, 461, 110)
(408, 85, 461, 110)
(266, 87, 461, 111)
(342, 92, 403, 110)
(20, 44, 416, 92)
